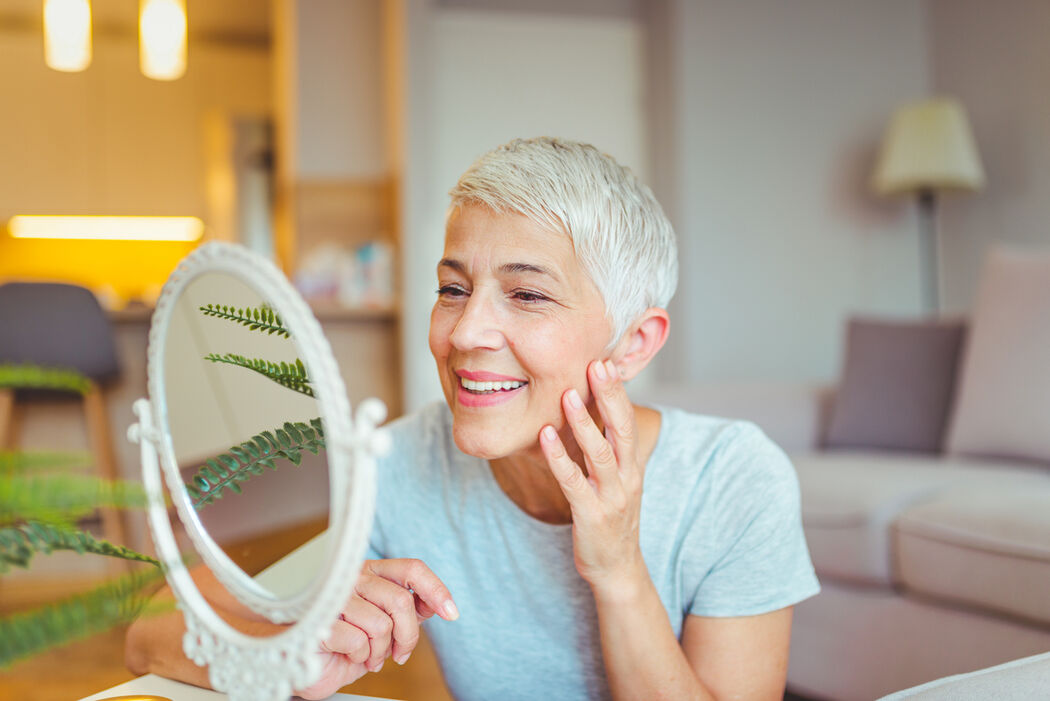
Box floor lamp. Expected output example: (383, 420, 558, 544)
(872, 98, 985, 314)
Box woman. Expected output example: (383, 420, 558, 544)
(127, 137, 818, 700)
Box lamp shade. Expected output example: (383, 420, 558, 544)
(872, 98, 986, 196)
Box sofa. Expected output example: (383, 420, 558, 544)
(637, 246, 1050, 700)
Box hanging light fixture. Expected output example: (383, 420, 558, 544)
(43, 0, 93, 72)
(139, 0, 187, 81)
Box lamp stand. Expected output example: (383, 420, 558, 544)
(917, 188, 939, 315)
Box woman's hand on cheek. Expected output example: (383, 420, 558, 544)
(539, 359, 648, 602)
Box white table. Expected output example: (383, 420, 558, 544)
(82, 536, 398, 701)
(79, 673, 394, 701)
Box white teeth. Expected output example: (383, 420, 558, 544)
(460, 376, 526, 392)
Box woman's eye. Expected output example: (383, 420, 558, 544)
(436, 285, 468, 298)
(513, 290, 549, 303)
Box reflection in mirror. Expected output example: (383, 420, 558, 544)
(163, 272, 329, 602)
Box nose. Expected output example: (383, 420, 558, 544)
(449, 291, 506, 351)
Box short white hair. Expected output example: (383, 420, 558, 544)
(448, 137, 678, 345)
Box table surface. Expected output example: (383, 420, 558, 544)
(79, 672, 397, 701)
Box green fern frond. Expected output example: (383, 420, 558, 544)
(203, 353, 314, 397)
(0, 521, 159, 574)
(198, 303, 291, 338)
(0, 451, 92, 476)
(0, 364, 90, 395)
(0, 566, 165, 669)
(0, 475, 148, 527)
(186, 418, 326, 509)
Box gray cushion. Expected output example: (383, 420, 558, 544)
(895, 478, 1050, 626)
(825, 317, 966, 453)
(794, 452, 1046, 585)
(0, 282, 120, 383)
(945, 246, 1050, 465)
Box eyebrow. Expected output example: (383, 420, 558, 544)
(438, 258, 561, 283)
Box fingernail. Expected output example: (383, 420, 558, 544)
(606, 360, 618, 379)
(568, 388, 584, 410)
(593, 361, 607, 381)
(368, 660, 384, 673)
(541, 425, 557, 442)
(443, 600, 460, 620)
(394, 652, 411, 665)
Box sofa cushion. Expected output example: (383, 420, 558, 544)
(945, 246, 1050, 465)
(895, 479, 1050, 626)
(794, 452, 1046, 586)
(825, 317, 966, 453)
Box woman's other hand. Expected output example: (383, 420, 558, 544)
(295, 558, 459, 700)
(539, 359, 647, 601)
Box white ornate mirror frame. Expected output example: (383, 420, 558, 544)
(128, 241, 388, 700)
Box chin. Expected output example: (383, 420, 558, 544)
(451, 421, 530, 460)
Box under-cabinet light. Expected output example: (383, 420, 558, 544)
(8, 216, 204, 241)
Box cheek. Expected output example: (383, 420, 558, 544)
(517, 316, 606, 393)
(428, 306, 452, 358)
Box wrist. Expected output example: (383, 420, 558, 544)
(587, 556, 652, 607)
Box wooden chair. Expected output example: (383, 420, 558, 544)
(0, 282, 128, 557)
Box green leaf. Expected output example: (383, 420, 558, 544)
(0, 566, 166, 668)
(0, 475, 147, 527)
(196, 304, 291, 339)
(184, 417, 327, 509)
(0, 364, 91, 395)
(202, 353, 313, 397)
(0, 522, 159, 574)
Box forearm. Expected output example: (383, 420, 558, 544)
(593, 564, 713, 701)
(125, 566, 289, 687)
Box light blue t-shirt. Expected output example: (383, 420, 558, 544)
(367, 401, 819, 701)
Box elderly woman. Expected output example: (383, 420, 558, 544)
(127, 137, 818, 700)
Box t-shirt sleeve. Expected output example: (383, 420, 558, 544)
(686, 422, 820, 618)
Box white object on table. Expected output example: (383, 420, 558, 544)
(78, 673, 397, 701)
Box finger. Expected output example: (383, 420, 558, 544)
(539, 424, 598, 507)
(321, 618, 370, 665)
(356, 573, 422, 665)
(297, 653, 368, 700)
(562, 385, 619, 490)
(591, 359, 637, 467)
(364, 559, 459, 622)
(340, 596, 393, 672)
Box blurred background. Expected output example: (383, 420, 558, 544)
(7, 0, 1047, 417)
(2, 1, 1049, 699)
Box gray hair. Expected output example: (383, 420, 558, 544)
(447, 137, 678, 346)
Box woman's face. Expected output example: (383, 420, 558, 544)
(429, 204, 614, 460)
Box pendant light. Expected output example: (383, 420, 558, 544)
(43, 0, 92, 72)
(139, 0, 187, 81)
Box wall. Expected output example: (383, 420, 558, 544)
(0, 27, 270, 300)
(649, 0, 930, 385)
(928, 0, 1050, 313)
(293, 0, 386, 179)
(398, 3, 648, 411)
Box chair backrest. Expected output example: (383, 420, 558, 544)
(0, 282, 121, 383)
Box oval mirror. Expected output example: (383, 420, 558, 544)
(162, 271, 328, 603)
(131, 242, 386, 700)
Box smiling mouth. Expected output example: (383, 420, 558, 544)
(459, 377, 528, 394)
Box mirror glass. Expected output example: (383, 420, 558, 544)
(162, 271, 329, 601)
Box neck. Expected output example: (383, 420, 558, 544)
(489, 420, 591, 525)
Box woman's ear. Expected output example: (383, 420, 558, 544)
(609, 308, 670, 382)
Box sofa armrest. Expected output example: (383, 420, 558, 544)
(631, 381, 835, 454)
(878, 651, 1050, 700)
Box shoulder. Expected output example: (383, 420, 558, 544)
(646, 405, 800, 515)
